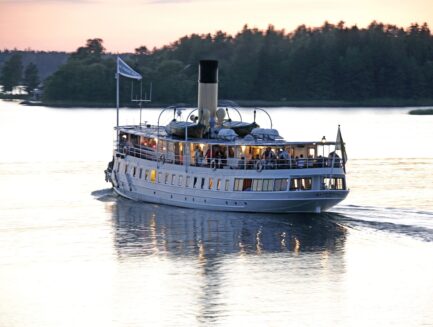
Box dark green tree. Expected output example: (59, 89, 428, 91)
(0, 53, 23, 92)
(23, 62, 40, 94)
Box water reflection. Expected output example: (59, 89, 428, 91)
(108, 195, 347, 258)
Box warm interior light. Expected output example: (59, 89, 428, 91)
(321, 136, 326, 143)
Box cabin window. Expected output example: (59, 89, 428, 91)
(158, 172, 162, 183)
(150, 169, 156, 183)
(171, 174, 176, 185)
(225, 179, 230, 191)
(243, 179, 252, 191)
(234, 179, 243, 191)
(208, 178, 213, 190)
(139, 168, 143, 179)
(145, 169, 149, 181)
(323, 177, 345, 190)
(262, 179, 274, 191)
(290, 178, 312, 191)
(132, 166, 137, 177)
(280, 178, 288, 191)
(124, 164, 128, 174)
(117, 161, 120, 172)
(178, 175, 183, 186)
(217, 179, 221, 191)
(201, 178, 205, 189)
(193, 177, 198, 188)
(186, 176, 191, 187)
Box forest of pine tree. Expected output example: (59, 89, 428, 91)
(5, 21, 433, 106)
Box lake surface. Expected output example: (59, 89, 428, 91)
(0, 100, 432, 326)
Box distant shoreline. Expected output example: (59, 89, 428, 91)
(3, 96, 433, 108)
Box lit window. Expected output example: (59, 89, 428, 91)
(290, 177, 312, 191)
(217, 179, 221, 190)
(209, 178, 213, 190)
(150, 169, 156, 183)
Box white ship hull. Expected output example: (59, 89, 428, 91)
(110, 156, 349, 213)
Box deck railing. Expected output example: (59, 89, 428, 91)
(116, 144, 343, 170)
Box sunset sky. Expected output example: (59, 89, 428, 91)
(1, 0, 432, 52)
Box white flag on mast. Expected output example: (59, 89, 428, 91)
(117, 57, 142, 80)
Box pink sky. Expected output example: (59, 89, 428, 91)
(1, 0, 432, 52)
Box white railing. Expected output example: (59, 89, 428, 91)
(116, 143, 343, 170)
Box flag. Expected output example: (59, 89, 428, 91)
(335, 125, 348, 166)
(117, 57, 142, 80)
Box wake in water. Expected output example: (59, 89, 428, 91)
(91, 188, 117, 202)
(333, 205, 433, 242)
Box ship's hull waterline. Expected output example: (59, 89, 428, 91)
(109, 156, 349, 213)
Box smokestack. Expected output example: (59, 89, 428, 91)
(198, 60, 218, 127)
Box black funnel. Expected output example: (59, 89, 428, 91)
(199, 60, 218, 84)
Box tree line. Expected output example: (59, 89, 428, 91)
(4, 21, 433, 104)
(0, 53, 40, 94)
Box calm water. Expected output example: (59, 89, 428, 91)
(0, 100, 433, 326)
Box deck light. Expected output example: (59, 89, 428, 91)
(321, 136, 326, 143)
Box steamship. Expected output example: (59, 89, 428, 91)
(105, 59, 349, 213)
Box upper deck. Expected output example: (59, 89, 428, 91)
(115, 124, 345, 171)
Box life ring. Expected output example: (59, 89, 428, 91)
(256, 160, 263, 172)
(158, 154, 165, 164)
(210, 159, 217, 171)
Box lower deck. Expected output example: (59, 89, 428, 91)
(109, 154, 348, 213)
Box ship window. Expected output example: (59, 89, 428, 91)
(178, 175, 183, 186)
(280, 178, 288, 191)
(201, 178, 205, 189)
(139, 168, 143, 179)
(158, 172, 162, 183)
(290, 178, 312, 191)
(262, 179, 274, 191)
(164, 173, 169, 184)
(234, 178, 243, 191)
(193, 177, 198, 188)
(150, 169, 156, 183)
(323, 177, 345, 190)
(274, 179, 282, 191)
(117, 162, 120, 172)
(186, 176, 191, 187)
(171, 174, 176, 185)
(225, 179, 230, 191)
(125, 164, 128, 173)
(217, 179, 221, 190)
(209, 178, 213, 190)
(132, 166, 136, 177)
(145, 169, 149, 181)
(256, 179, 263, 191)
(243, 179, 252, 191)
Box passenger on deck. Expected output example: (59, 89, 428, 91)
(194, 146, 203, 166)
(262, 147, 276, 168)
(278, 148, 289, 168)
(297, 154, 305, 168)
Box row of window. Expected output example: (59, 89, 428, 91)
(117, 161, 345, 192)
(234, 178, 289, 192)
